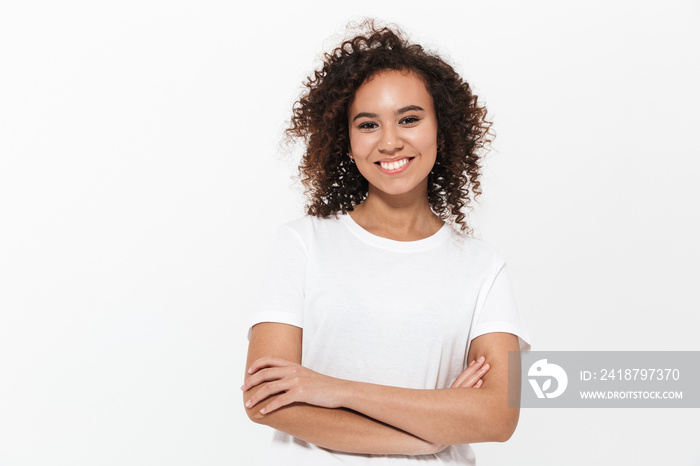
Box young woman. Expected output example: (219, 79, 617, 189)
(242, 21, 530, 465)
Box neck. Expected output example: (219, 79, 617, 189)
(350, 184, 443, 241)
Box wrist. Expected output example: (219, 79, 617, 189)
(335, 377, 356, 408)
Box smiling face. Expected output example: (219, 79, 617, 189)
(347, 69, 438, 200)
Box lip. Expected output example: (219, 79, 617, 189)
(375, 157, 414, 175)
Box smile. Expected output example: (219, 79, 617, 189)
(376, 157, 414, 173)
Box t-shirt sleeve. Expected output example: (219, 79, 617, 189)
(248, 225, 307, 335)
(471, 261, 531, 351)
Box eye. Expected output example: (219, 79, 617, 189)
(357, 121, 378, 130)
(400, 116, 420, 125)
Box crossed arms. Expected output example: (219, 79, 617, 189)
(242, 322, 522, 455)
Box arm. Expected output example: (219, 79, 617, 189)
(246, 332, 521, 445)
(340, 332, 521, 444)
(243, 322, 472, 455)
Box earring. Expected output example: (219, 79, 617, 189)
(348, 153, 355, 164)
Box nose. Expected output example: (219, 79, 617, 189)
(379, 125, 404, 153)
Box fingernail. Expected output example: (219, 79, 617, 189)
(240, 385, 245, 391)
(478, 356, 485, 362)
(259, 408, 266, 415)
(482, 363, 490, 370)
(468, 360, 475, 366)
(245, 400, 252, 408)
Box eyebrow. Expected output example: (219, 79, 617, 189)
(351, 105, 425, 122)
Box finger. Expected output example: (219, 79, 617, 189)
(242, 367, 289, 391)
(454, 363, 490, 388)
(248, 356, 296, 375)
(450, 360, 476, 388)
(247, 356, 293, 375)
(245, 380, 291, 409)
(474, 379, 483, 388)
(450, 357, 485, 388)
(259, 392, 296, 415)
(452, 361, 489, 388)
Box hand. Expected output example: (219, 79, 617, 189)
(242, 356, 346, 414)
(450, 356, 490, 389)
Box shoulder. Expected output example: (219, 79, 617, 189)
(446, 230, 507, 274)
(448, 230, 505, 261)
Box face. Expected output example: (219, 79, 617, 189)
(347, 70, 438, 199)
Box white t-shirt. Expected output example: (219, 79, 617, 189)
(249, 213, 531, 465)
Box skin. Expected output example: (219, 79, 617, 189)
(243, 70, 522, 454)
(347, 69, 444, 241)
(243, 323, 492, 455)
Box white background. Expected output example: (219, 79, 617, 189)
(1, 1, 699, 465)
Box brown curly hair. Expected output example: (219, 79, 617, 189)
(285, 20, 493, 231)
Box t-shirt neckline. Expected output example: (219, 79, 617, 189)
(339, 212, 451, 252)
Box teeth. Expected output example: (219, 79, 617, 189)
(380, 158, 409, 170)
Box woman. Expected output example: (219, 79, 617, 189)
(242, 21, 530, 465)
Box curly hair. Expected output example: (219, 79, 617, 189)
(285, 20, 493, 231)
